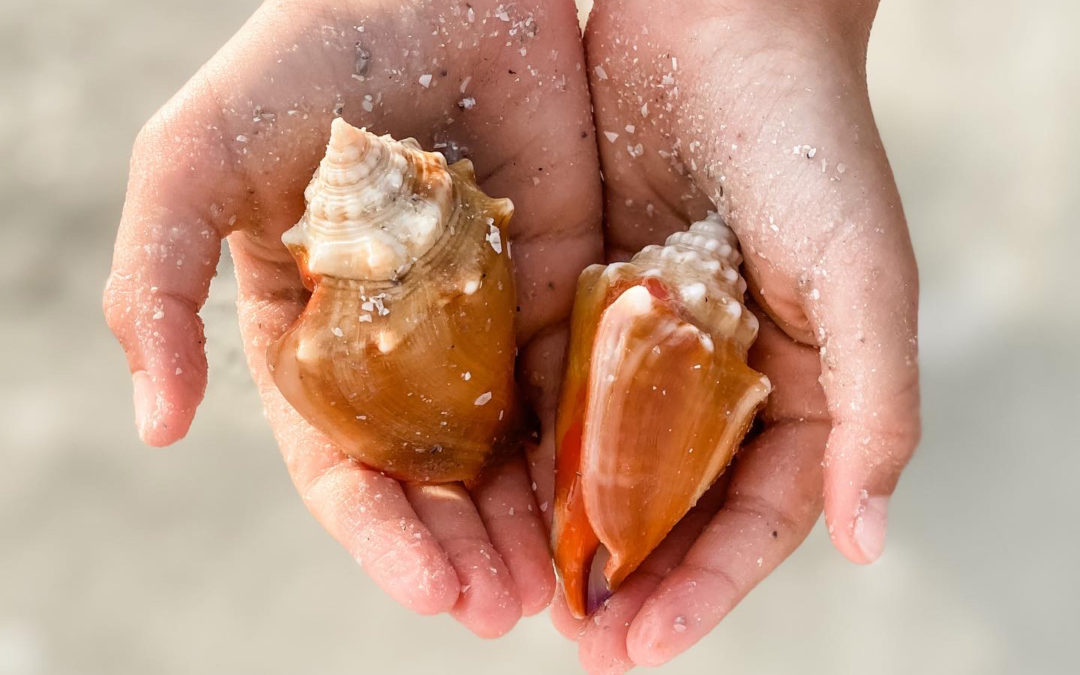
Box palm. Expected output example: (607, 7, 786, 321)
(550, 0, 920, 670)
(105, 0, 601, 637)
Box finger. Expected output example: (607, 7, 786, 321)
(673, 54, 920, 565)
(573, 479, 729, 675)
(302, 458, 461, 615)
(470, 459, 556, 616)
(405, 483, 523, 638)
(258, 337, 462, 615)
(100, 0, 396, 446)
(811, 236, 921, 564)
(626, 422, 828, 667)
(230, 241, 462, 614)
(102, 0, 325, 446)
(103, 89, 237, 446)
(550, 586, 587, 640)
(751, 308, 830, 426)
(576, 574, 655, 675)
(519, 325, 569, 531)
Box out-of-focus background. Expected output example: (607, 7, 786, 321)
(2, 0, 1078, 673)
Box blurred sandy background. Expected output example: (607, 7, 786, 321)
(2, 0, 1078, 673)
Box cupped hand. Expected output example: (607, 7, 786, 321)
(554, 0, 920, 669)
(104, 0, 601, 638)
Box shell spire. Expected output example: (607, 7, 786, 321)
(269, 119, 523, 484)
(630, 213, 760, 354)
(553, 212, 772, 617)
(282, 117, 454, 282)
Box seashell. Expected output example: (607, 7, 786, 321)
(267, 118, 523, 484)
(552, 212, 772, 617)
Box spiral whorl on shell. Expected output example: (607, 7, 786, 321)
(553, 212, 772, 618)
(268, 118, 523, 484)
(628, 214, 760, 355)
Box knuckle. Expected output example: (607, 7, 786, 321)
(875, 419, 922, 463)
(722, 494, 796, 538)
(102, 274, 136, 337)
(680, 560, 741, 599)
(439, 534, 496, 560)
(132, 112, 168, 157)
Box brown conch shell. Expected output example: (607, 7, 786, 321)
(553, 212, 772, 617)
(268, 118, 523, 484)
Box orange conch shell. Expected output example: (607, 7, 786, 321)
(553, 213, 772, 617)
(268, 118, 523, 483)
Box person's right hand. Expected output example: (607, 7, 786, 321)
(103, 0, 602, 637)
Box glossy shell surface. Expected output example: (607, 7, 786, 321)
(268, 119, 522, 483)
(553, 213, 772, 617)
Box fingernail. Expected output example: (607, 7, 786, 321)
(586, 545, 613, 615)
(854, 494, 889, 562)
(132, 371, 154, 441)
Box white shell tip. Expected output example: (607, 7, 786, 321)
(282, 122, 453, 281)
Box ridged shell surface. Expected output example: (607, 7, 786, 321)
(625, 212, 759, 354)
(282, 117, 454, 281)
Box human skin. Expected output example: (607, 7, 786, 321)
(549, 0, 920, 671)
(102, 0, 921, 663)
(103, 0, 602, 638)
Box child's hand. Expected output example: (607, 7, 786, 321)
(103, 0, 601, 638)
(555, 0, 920, 669)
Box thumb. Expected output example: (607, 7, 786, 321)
(812, 226, 921, 564)
(103, 87, 237, 446)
